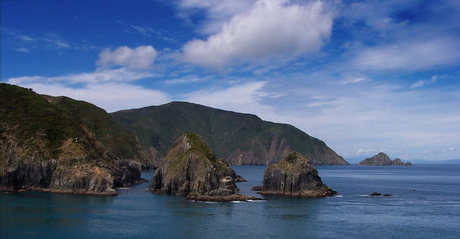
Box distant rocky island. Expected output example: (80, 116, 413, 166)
(258, 152, 337, 198)
(358, 152, 413, 166)
(149, 132, 261, 202)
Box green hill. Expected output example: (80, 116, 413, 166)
(0, 83, 146, 195)
(43, 96, 159, 168)
(111, 102, 349, 166)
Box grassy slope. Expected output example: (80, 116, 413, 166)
(0, 84, 88, 163)
(43, 96, 155, 167)
(111, 102, 348, 165)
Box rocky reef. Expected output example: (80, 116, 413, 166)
(149, 132, 261, 202)
(358, 152, 413, 166)
(259, 152, 336, 198)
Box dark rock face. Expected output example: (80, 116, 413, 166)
(149, 133, 243, 198)
(259, 152, 336, 198)
(358, 152, 413, 166)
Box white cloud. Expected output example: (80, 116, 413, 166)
(8, 68, 155, 85)
(356, 148, 376, 156)
(183, 81, 280, 118)
(411, 75, 439, 88)
(7, 81, 170, 113)
(96, 45, 157, 70)
(350, 38, 460, 71)
(14, 47, 30, 53)
(182, 0, 335, 68)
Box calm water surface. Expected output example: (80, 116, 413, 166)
(1, 165, 459, 238)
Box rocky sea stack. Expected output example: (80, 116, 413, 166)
(149, 132, 260, 202)
(259, 152, 336, 198)
(358, 152, 413, 166)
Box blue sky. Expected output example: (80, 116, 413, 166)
(2, 0, 460, 162)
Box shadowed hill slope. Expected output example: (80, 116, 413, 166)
(0, 83, 147, 195)
(43, 96, 160, 168)
(111, 102, 348, 166)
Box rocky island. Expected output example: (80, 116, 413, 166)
(149, 132, 261, 202)
(259, 152, 336, 198)
(358, 152, 413, 166)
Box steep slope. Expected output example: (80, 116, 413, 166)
(111, 101, 348, 166)
(259, 152, 336, 198)
(0, 83, 142, 195)
(149, 132, 239, 196)
(43, 96, 160, 168)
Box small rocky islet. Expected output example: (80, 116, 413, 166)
(358, 152, 412, 166)
(148, 132, 261, 202)
(258, 152, 337, 198)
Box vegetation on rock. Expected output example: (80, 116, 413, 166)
(149, 132, 258, 201)
(260, 151, 336, 198)
(111, 102, 348, 166)
(0, 83, 143, 195)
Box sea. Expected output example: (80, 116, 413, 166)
(1, 165, 459, 239)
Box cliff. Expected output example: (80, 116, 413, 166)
(149, 132, 259, 201)
(358, 152, 413, 166)
(259, 152, 336, 198)
(111, 101, 349, 166)
(0, 83, 143, 195)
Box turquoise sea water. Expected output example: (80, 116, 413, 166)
(1, 165, 459, 238)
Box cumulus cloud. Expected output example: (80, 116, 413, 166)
(182, 0, 335, 68)
(96, 45, 157, 70)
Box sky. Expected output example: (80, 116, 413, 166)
(1, 0, 460, 162)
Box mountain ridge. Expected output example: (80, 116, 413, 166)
(111, 101, 349, 166)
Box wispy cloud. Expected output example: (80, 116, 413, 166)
(411, 75, 440, 88)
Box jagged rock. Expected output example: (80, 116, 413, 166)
(252, 186, 263, 191)
(149, 132, 260, 201)
(259, 152, 336, 198)
(371, 192, 382, 196)
(234, 174, 247, 182)
(358, 152, 413, 166)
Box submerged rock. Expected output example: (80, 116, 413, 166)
(259, 152, 336, 198)
(149, 132, 260, 201)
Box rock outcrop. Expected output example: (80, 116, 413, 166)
(149, 132, 260, 201)
(0, 83, 143, 195)
(358, 152, 413, 166)
(259, 152, 336, 198)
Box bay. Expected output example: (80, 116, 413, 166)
(1, 165, 459, 238)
